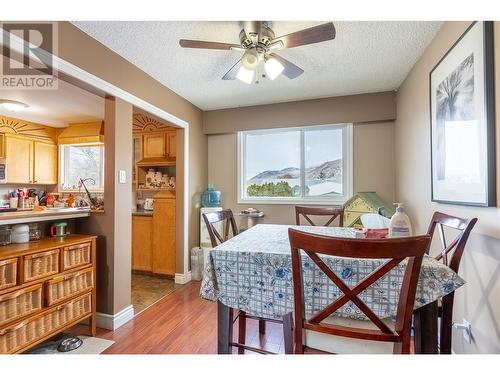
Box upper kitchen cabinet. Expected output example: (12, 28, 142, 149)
(143, 132, 167, 159)
(0, 115, 58, 185)
(133, 112, 177, 162)
(33, 142, 58, 184)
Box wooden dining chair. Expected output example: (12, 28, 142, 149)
(288, 228, 430, 354)
(202, 209, 292, 354)
(425, 212, 477, 354)
(295, 205, 344, 227)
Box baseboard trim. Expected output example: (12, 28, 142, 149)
(96, 305, 135, 331)
(175, 271, 192, 284)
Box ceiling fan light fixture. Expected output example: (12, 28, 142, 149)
(264, 57, 284, 80)
(241, 48, 259, 70)
(0, 99, 29, 112)
(236, 66, 254, 84)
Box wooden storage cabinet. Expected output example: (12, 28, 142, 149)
(0, 235, 97, 354)
(132, 216, 153, 272)
(3, 135, 57, 185)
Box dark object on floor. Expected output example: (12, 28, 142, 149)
(57, 337, 83, 352)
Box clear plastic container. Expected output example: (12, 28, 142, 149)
(0, 227, 11, 246)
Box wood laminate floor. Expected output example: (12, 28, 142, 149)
(97, 281, 287, 354)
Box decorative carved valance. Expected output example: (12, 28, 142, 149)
(0, 115, 57, 142)
(133, 113, 175, 133)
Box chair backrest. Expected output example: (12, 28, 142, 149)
(295, 205, 344, 227)
(202, 209, 238, 248)
(288, 228, 430, 354)
(426, 211, 477, 273)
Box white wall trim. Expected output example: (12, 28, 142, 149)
(175, 271, 192, 284)
(96, 304, 134, 331)
(2, 26, 193, 311)
(0, 28, 188, 130)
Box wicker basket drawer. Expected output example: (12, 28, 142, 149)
(0, 284, 42, 326)
(0, 292, 91, 354)
(46, 268, 93, 306)
(23, 249, 59, 283)
(62, 242, 91, 271)
(0, 258, 17, 291)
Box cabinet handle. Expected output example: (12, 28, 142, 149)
(33, 180, 38, 183)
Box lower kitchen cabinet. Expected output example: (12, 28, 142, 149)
(132, 191, 176, 276)
(132, 216, 153, 272)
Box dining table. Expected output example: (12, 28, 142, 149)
(200, 224, 466, 354)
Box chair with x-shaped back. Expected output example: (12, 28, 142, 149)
(425, 212, 477, 354)
(288, 228, 430, 354)
(202, 209, 293, 354)
(295, 205, 344, 227)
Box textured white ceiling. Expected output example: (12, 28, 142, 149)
(0, 79, 104, 127)
(73, 21, 442, 110)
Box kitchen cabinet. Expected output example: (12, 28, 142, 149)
(131, 191, 176, 276)
(166, 130, 176, 158)
(132, 216, 153, 272)
(141, 131, 176, 159)
(33, 142, 57, 184)
(152, 191, 176, 275)
(4, 136, 57, 184)
(143, 133, 166, 159)
(5, 136, 33, 184)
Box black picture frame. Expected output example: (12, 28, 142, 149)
(429, 21, 496, 207)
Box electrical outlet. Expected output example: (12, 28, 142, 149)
(462, 319, 472, 344)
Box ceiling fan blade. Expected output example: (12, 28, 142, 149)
(179, 39, 243, 51)
(270, 22, 336, 49)
(269, 53, 304, 79)
(222, 59, 243, 80)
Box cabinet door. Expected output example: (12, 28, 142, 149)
(132, 216, 153, 272)
(166, 131, 176, 158)
(143, 133, 166, 158)
(132, 135, 142, 184)
(152, 198, 175, 275)
(5, 136, 33, 183)
(33, 142, 57, 184)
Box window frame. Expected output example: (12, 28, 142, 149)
(237, 123, 353, 205)
(58, 142, 105, 192)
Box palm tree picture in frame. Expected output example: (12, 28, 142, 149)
(430, 21, 496, 206)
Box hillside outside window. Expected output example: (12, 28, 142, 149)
(238, 123, 353, 204)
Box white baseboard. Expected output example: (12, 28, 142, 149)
(175, 271, 192, 284)
(96, 305, 134, 331)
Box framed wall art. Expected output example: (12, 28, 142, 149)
(430, 21, 496, 206)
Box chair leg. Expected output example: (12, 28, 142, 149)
(282, 312, 294, 354)
(440, 294, 454, 354)
(238, 311, 247, 354)
(259, 318, 266, 334)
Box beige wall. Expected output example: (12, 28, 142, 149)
(395, 21, 500, 353)
(208, 122, 395, 225)
(54, 22, 207, 313)
(204, 91, 396, 134)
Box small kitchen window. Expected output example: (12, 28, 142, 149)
(238, 124, 353, 204)
(59, 144, 105, 191)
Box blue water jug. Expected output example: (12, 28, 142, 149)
(201, 184, 221, 207)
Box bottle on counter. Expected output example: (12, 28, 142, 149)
(389, 203, 412, 238)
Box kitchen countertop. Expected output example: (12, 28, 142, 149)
(0, 207, 91, 225)
(132, 208, 153, 217)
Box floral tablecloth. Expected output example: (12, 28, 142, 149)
(200, 224, 465, 320)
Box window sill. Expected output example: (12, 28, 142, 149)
(237, 197, 349, 205)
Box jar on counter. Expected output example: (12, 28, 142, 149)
(11, 224, 29, 244)
(0, 227, 11, 246)
(29, 223, 42, 242)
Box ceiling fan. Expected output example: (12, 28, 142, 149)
(179, 21, 336, 84)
